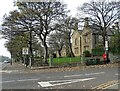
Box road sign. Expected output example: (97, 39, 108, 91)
(102, 53, 107, 59)
(105, 41, 108, 47)
(105, 41, 108, 50)
(22, 48, 29, 55)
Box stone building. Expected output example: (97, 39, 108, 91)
(72, 17, 116, 57)
(56, 17, 115, 57)
(72, 17, 100, 56)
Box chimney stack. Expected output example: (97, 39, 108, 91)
(84, 17, 89, 27)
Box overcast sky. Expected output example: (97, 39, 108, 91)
(0, 0, 90, 58)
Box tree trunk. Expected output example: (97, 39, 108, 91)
(10, 51, 12, 65)
(68, 36, 75, 57)
(43, 43, 48, 64)
(69, 42, 75, 57)
(103, 35, 106, 47)
(58, 50, 61, 57)
(29, 30, 34, 66)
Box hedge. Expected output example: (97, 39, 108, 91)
(92, 48, 104, 56)
(52, 57, 81, 66)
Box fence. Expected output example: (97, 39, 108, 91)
(31, 47, 120, 67)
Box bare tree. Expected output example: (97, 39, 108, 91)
(48, 31, 66, 57)
(61, 16, 78, 57)
(23, 2, 68, 63)
(78, 0, 120, 46)
(3, 1, 68, 64)
(77, 0, 120, 63)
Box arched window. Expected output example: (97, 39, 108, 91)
(75, 38, 78, 45)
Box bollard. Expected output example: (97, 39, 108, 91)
(80, 54, 86, 70)
(81, 54, 85, 65)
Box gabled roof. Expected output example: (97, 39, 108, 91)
(82, 24, 114, 36)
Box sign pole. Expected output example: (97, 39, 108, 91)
(22, 47, 29, 67)
(105, 40, 110, 64)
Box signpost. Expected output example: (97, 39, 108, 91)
(49, 54, 54, 67)
(105, 41, 108, 51)
(102, 53, 107, 59)
(105, 40, 110, 63)
(22, 48, 29, 55)
(22, 48, 29, 67)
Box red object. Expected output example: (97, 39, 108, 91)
(102, 53, 107, 59)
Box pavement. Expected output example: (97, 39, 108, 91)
(3, 62, 29, 70)
(3, 62, 119, 70)
(2, 61, 119, 73)
(1, 62, 33, 74)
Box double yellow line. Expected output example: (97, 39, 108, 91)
(92, 80, 118, 89)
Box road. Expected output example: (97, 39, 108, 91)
(1, 63, 119, 90)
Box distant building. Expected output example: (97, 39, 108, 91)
(72, 17, 100, 56)
(55, 17, 116, 57)
(72, 17, 114, 56)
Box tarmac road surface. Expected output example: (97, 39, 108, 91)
(1, 62, 119, 90)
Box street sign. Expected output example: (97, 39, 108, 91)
(102, 53, 107, 59)
(105, 41, 108, 48)
(105, 41, 108, 50)
(22, 48, 29, 55)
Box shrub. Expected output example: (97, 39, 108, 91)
(92, 48, 104, 56)
(66, 52, 72, 57)
(83, 50, 91, 57)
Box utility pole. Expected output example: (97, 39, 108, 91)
(10, 30, 12, 65)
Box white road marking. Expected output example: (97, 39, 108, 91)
(0, 70, 12, 73)
(0, 70, 20, 73)
(64, 72, 105, 78)
(85, 72, 105, 76)
(0, 80, 16, 83)
(115, 74, 118, 76)
(38, 82, 53, 87)
(38, 77, 95, 87)
(1, 78, 39, 83)
(17, 78, 39, 82)
(64, 74, 83, 78)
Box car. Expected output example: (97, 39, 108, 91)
(4, 60, 10, 63)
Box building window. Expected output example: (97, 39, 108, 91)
(84, 34, 90, 43)
(75, 38, 78, 45)
(74, 47, 79, 54)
